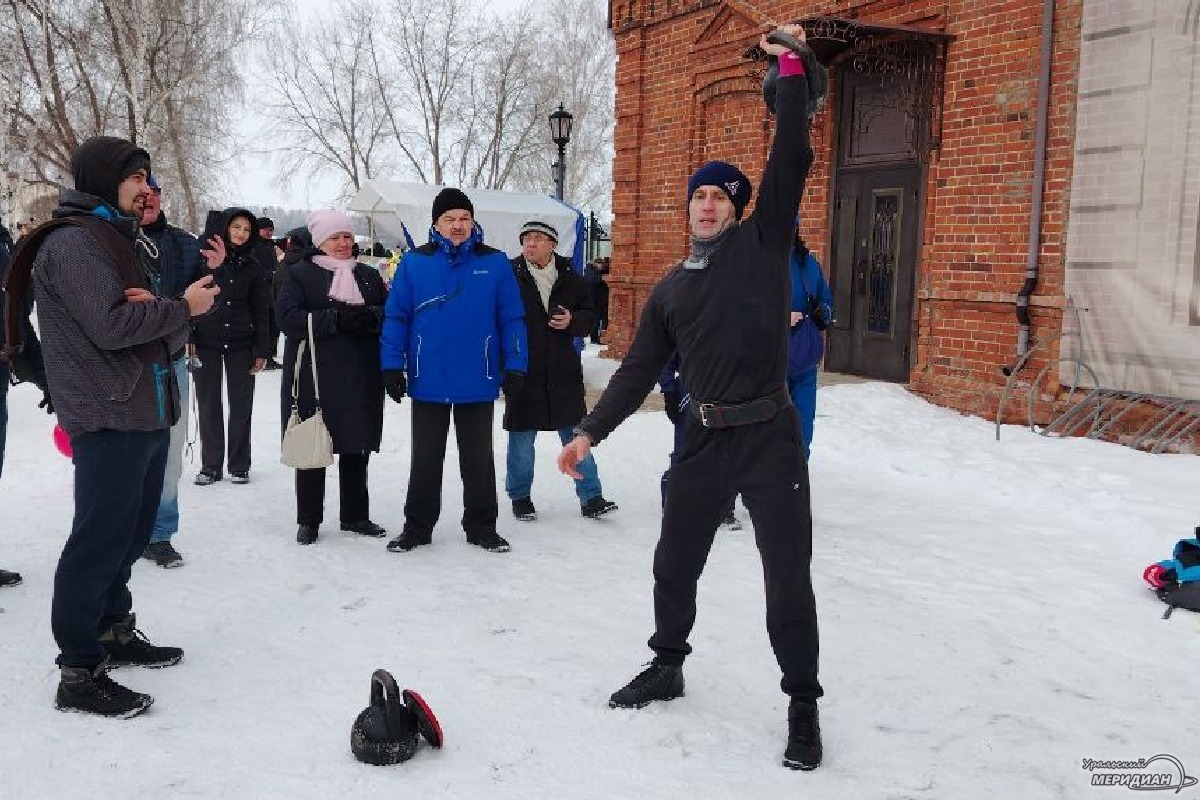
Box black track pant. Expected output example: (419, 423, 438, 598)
(404, 401, 497, 539)
(193, 346, 256, 475)
(295, 453, 370, 526)
(653, 406, 822, 702)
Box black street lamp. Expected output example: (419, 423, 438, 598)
(548, 103, 573, 201)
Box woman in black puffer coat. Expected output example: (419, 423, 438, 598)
(190, 207, 272, 485)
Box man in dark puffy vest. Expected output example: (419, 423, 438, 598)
(29, 135, 218, 718)
(138, 175, 201, 568)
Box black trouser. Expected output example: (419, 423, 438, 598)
(404, 401, 497, 538)
(654, 407, 822, 702)
(193, 345, 256, 474)
(52, 428, 169, 667)
(295, 453, 370, 526)
(267, 306, 280, 359)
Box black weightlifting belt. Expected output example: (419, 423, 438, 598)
(690, 387, 792, 429)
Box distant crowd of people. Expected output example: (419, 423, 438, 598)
(1, 26, 830, 770)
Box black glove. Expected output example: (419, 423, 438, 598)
(811, 304, 831, 331)
(663, 390, 682, 425)
(501, 371, 525, 398)
(38, 391, 54, 415)
(383, 370, 407, 404)
(336, 305, 380, 335)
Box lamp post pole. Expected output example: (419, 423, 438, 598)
(548, 103, 574, 202)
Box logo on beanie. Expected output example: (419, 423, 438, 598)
(724, 181, 741, 197)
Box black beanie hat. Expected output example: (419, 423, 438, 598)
(70, 136, 151, 210)
(687, 160, 752, 220)
(431, 188, 474, 223)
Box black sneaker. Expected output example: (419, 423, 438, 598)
(263, 358, 283, 371)
(194, 470, 221, 486)
(55, 660, 153, 719)
(229, 471, 250, 485)
(387, 529, 432, 552)
(581, 496, 618, 519)
(466, 531, 511, 553)
(99, 614, 183, 668)
(782, 699, 823, 770)
(608, 663, 684, 709)
(512, 497, 537, 521)
(0, 568, 22, 587)
(142, 541, 184, 568)
(720, 510, 742, 531)
(341, 520, 387, 537)
(296, 524, 319, 545)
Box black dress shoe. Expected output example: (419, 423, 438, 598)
(296, 525, 319, 545)
(386, 529, 432, 552)
(341, 520, 387, 537)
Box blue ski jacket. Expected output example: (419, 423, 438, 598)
(381, 227, 528, 403)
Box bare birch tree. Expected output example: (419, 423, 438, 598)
(3, 0, 272, 229)
(258, 0, 615, 213)
(261, 0, 392, 199)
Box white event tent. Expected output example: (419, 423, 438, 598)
(347, 180, 586, 270)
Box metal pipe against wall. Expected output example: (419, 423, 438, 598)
(1014, 0, 1056, 360)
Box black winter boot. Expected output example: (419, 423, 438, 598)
(608, 662, 684, 709)
(581, 496, 618, 519)
(511, 497, 537, 521)
(0, 568, 22, 587)
(341, 520, 387, 537)
(55, 659, 154, 718)
(99, 614, 183, 668)
(387, 528, 432, 552)
(296, 524, 319, 545)
(466, 531, 510, 553)
(783, 699, 822, 770)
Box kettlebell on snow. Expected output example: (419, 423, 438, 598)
(350, 669, 444, 766)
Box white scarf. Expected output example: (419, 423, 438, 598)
(311, 255, 365, 305)
(527, 257, 558, 311)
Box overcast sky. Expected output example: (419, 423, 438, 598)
(227, 0, 538, 213)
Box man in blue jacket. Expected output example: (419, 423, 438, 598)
(381, 188, 528, 554)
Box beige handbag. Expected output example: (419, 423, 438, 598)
(281, 314, 335, 469)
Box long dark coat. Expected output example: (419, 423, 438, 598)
(502, 253, 596, 432)
(276, 254, 387, 454)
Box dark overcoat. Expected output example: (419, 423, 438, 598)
(276, 253, 387, 454)
(502, 253, 596, 432)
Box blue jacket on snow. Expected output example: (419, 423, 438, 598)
(381, 226, 528, 403)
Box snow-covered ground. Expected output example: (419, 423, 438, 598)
(2, 352, 1199, 799)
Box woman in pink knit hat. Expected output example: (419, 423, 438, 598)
(275, 210, 389, 545)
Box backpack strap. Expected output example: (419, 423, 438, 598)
(2, 219, 76, 362)
(2, 216, 148, 363)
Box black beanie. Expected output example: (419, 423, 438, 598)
(431, 188, 474, 223)
(70, 136, 151, 210)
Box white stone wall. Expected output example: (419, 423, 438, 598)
(1063, 0, 1200, 399)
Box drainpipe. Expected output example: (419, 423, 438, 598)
(1014, 0, 1055, 360)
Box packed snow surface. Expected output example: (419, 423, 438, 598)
(2, 356, 1198, 798)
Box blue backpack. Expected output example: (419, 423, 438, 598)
(1143, 533, 1200, 618)
(787, 262, 825, 379)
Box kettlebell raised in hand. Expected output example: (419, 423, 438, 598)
(760, 28, 828, 119)
(350, 669, 443, 766)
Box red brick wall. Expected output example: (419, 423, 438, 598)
(607, 0, 1083, 423)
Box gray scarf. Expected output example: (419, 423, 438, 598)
(682, 221, 738, 270)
